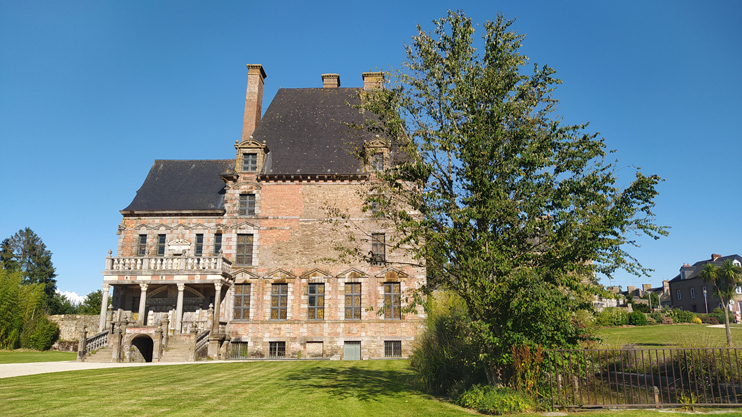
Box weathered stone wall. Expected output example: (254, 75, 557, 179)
(111, 165, 426, 358)
(49, 315, 99, 341)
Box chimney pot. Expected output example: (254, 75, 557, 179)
(712, 254, 722, 261)
(242, 64, 267, 141)
(322, 73, 340, 88)
(362, 71, 384, 91)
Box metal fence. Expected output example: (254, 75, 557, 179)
(546, 348, 742, 408)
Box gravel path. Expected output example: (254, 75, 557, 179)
(0, 360, 208, 379)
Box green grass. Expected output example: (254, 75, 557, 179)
(596, 323, 742, 348)
(1, 360, 741, 417)
(0, 349, 76, 364)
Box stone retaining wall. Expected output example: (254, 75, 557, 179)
(49, 314, 99, 341)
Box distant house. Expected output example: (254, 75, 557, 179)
(668, 254, 742, 314)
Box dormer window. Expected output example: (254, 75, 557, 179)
(372, 153, 384, 172)
(243, 153, 257, 172)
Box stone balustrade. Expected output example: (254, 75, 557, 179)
(104, 255, 232, 275)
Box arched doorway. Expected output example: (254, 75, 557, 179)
(131, 335, 154, 362)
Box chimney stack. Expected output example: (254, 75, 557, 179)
(362, 72, 384, 91)
(322, 73, 340, 88)
(642, 284, 652, 291)
(242, 64, 267, 141)
(712, 254, 722, 261)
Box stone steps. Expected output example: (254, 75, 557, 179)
(81, 333, 196, 363)
(85, 346, 114, 363)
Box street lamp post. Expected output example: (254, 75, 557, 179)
(703, 287, 708, 314)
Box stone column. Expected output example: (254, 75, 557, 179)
(111, 325, 122, 363)
(175, 283, 185, 333)
(99, 283, 110, 332)
(76, 325, 88, 362)
(138, 283, 148, 325)
(211, 282, 223, 334)
(153, 326, 163, 362)
(161, 316, 170, 350)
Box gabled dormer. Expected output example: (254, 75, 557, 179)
(364, 135, 389, 173)
(234, 138, 270, 176)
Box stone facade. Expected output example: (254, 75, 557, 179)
(49, 314, 99, 341)
(668, 254, 742, 314)
(99, 65, 426, 361)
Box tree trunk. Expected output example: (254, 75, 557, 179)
(722, 297, 733, 347)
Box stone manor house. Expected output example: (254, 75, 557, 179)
(95, 65, 426, 361)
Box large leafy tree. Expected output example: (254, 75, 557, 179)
(700, 259, 742, 347)
(1, 228, 57, 299)
(355, 11, 666, 384)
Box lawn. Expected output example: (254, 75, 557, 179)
(596, 324, 742, 348)
(2, 360, 742, 417)
(0, 349, 76, 364)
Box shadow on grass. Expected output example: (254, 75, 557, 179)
(282, 362, 422, 402)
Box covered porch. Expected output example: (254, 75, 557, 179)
(100, 252, 233, 335)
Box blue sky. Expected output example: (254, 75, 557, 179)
(1, 1, 740, 299)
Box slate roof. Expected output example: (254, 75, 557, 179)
(669, 254, 742, 282)
(122, 160, 234, 212)
(252, 88, 376, 175)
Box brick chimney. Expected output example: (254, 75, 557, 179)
(712, 253, 722, 261)
(242, 64, 267, 141)
(322, 73, 340, 88)
(362, 72, 384, 91)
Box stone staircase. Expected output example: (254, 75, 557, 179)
(85, 346, 114, 363)
(81, 333, 195, 363)
(159, 334, 193, 362)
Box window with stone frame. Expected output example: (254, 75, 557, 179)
(236, 234, 253, 266)
(372, 152, 384, 172)
(690, 287, 696, 299)
(230, 342, 248, 359)
(137, 235, 147, 256)
(345, 283, 361, 320)
(195, 234, 203, 256)
(371, 233, 385, 264)
(308, 283, 325, 320)
(384, 341, 402, 357)
(233, 284, 250, 320)
(243, 153, 258, 172)
(271, 284, 288, 320)
(157, 234, 166, 256)
(269, 341, 286, 358)
(213, 233, 222, 255)
(239, 194, 255, 216)
(384, 282, 401, 319)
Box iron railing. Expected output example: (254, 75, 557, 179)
(546, 348, 742, 408)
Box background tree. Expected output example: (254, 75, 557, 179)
(354, 10, 666, 385)
(78, 290, 105, 315)
(1, 228, 57, 299)
(700, 259, 742, 347)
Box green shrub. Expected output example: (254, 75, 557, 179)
(649, 312, 665, 323)
(27, 316, 59, 351)
(410, 291, 486, 395)
(632, 302, 650, 313)
(455, 385, 532, 415)
(646, 316, 657, 325)
(668, 308, 695, 324)
(595, 308, 629, 327)
(628, 311, 647, 326)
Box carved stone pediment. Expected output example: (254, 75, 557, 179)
(168, 239, 191, 255)
(336, 268, 368, 280)
(264, 269, 296, 280)
(374, 268, 408, 280)
(300, 268, 331, 279)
